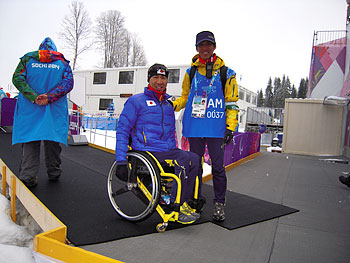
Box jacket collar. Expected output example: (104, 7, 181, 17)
(191, 54, 225, 71)
(21, 50, 69, 64)
(144, 87, 171, 102)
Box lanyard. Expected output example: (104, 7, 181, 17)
(194, 69, 219, 96)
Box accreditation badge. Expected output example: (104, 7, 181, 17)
(191, 95, 207, 118)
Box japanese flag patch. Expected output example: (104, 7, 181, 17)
(146, 100, 156, 106)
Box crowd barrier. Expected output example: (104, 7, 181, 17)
(224, 132, 261, 166)
(0, 98, 16, 126)
(179, 132, 261, 167)
(82, 116, 117, 131)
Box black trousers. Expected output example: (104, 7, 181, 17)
(19, 140, 62, 183)
(188, 137, 227, 204)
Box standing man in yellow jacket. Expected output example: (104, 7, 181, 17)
(173, 31, 239, 221)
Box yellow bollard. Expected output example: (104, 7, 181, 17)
(10, 176, 16, 223)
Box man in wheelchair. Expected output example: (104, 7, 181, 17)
(115, 64, 205, 224)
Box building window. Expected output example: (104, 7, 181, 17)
(118, 71, 134, 84)
(99, 98, 113, 110)
(252, 95, 257, 105)
(93, 72, 107, 84)
(246, 93, 251, 103)
(168, 69, 180, 83)
(239, 90, 245, 100)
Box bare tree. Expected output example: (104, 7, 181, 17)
(130, 33, 147, 66)
(114, 28, 129, 67)
(96, 10, 126, 68)
(121, 31, 131, 67)
(95, 10, 147, 68)
(59, 0, 92, 70)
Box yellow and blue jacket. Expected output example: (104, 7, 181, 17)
(173, 54, 239, 138)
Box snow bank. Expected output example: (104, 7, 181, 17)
(0, 243, 34, 263)
(0, 194, 35, 262)
(0, 194, 34, 246)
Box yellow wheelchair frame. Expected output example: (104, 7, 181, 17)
(107, 150, 200, 232)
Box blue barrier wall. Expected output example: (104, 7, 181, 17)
(82, 116, 117, 131)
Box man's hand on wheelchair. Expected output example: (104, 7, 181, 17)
(115, 163, 129, 182)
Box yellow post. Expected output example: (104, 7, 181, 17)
(10, 176, 16, 223)
(2, 166, 6, 196)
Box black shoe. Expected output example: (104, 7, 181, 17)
(48, 175, 60, 181)
(188, 197, 206, 213)
(21, 177, 38, 188)
(339, 176, 350, 188)
(213, 201, 225, 222)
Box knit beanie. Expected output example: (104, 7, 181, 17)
(147, 63, 169, 82)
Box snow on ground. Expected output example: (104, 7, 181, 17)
(0, 243, 34, 263)
(266, 146, 282, 152)
(0, 193, 38, 263)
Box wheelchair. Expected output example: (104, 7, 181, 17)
(107, 150, 202, 232)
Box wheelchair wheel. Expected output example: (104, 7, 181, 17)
(107, 151, 161, 222)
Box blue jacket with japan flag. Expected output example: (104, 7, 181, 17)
(115, 87, 177, 163)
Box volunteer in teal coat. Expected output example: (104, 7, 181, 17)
(12, 37, 74, 188)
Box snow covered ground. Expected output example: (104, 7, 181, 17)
(266, 146, 282, 152)
(0, 193, 41, 263)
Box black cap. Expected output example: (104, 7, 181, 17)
(196, 31, 216, 46)
(147, 63, 169, 82)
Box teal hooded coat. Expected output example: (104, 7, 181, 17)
(12, 37, 74, 145)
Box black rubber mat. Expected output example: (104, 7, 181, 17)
(0, 132, 298, 246)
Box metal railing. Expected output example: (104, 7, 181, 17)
(69, 110, 118, 149)
(313, 30, 346, 46)
(246, 107, 284, 126)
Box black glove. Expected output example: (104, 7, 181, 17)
(224, 129, 234, 145)
(115, 164, 128, 182)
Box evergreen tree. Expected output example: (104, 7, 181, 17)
(290, 84, 297, 98)
(264, 77, 273, 107)
(284, 76, 292, 100)
(297, 78, 308, 98)
(305, 78, 309, 97)
(261, 76, 309, 109)
(273, 77, 282, 108)
(257, 89, 264, 107)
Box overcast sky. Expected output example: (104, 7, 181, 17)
(0, 0, 347, 93)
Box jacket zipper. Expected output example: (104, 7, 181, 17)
(160, 101, 164, 139)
